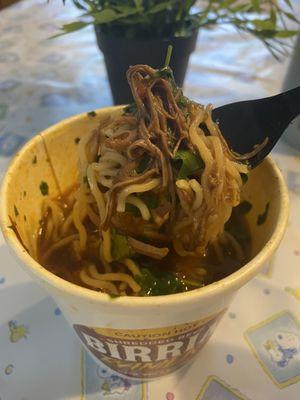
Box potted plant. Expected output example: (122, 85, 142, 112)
(57, 1, 299, 104)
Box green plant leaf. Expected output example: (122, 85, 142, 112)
(54, 0, 300, 59)
(250, 0, 260, 12)
(72, 0, 88, 10)
(112, 5, 142, 14)
(270, 8, 277, 25)
(145, 2, 172, 15)
(251, 19, 276, 31)
(136, 267, 188, 296)
(54, 21, 90, 37)
(275, 30, 300, 38)
(133, 0, 142, 8)
(283, 0, 293, 10)
(283, 11, 300, 24)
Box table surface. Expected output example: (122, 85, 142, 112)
(0, 1, 300, 399)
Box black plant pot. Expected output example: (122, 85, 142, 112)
(95, 27, 198, 105)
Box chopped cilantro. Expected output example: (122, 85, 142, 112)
(109, 293, 120, 299)
(14, 205, 19, 217)
(177, 95, 189, 109)
(111, 234, 134, 261)
(124, 103, 137, 114)
(87, 111, 96, 117)
(257, 202, 270, 226)
(136, 267, 189, 296)
(39, 181, 49, 196)
(172, 150, 204, 179)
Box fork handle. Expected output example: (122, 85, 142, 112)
(276, 85, 300, 122)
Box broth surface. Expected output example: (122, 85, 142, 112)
(37, 193, 251, 296)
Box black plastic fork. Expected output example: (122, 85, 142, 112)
(212, 85, 300, 168)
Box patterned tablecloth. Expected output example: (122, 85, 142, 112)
(1, 1, 300, 399)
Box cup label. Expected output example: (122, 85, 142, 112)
(74, 310, 225, 378)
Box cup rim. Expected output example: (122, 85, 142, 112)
(0, 108, 289, 309)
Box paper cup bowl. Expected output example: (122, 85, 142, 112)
(0, 107, 289, 379)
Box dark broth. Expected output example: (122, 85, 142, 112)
(37, 195, 251, 296)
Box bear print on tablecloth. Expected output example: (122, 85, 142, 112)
(264, 331, 300, 368)
(8, 320, 29, 343)
(97, 366, 131, 396)
(245, 311, 300, 387)
(82, 349, 146, 399)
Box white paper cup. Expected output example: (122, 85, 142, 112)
(0, 107, 289, 379)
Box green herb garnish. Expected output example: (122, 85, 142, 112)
(136, 267, 188, 296)
(177, 95, 189, 110)
(74, 137, 80, 144)
(112, 234, 134, 261)
(124, 103, 137, 114)
(32, 155, 37, 164)
(109, 293, 120, 299)
(172, 150, 204, 179)
(257, 202, 270, 226)
(87, 111, 96, 117)
(154, 63, 189, 114)
(14, 205, 19, 217)
(164, 45, 172, 68)
(154, 67, 173, 80)
(236, 201, 252, 214)
(39, 181, 49, 196)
